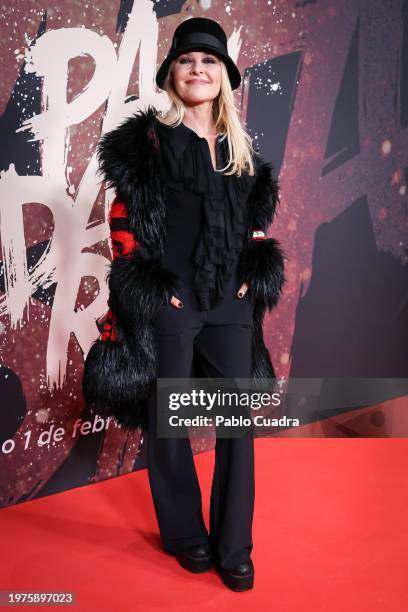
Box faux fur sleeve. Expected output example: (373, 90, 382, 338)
(106, 197, 181, 329)
(236, 156, 287, 311)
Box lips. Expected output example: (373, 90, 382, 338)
(186, 80, 209, 84)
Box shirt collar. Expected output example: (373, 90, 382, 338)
(157, 120, 222, 161)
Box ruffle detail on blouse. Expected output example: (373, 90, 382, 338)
(159, 125, 255, 311)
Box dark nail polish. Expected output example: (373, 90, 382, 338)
(178, 302, 184, 308)
(238, 293, 243, 298)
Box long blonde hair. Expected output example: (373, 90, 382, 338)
(156, 57, 257, 177)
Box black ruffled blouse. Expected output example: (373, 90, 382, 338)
(157, 119, 254, 311)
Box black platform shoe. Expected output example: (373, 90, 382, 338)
(176, 544, 212, 573)
(214, 559, 254, 592)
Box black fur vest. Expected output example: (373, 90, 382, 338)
(82, 105, 286, 432)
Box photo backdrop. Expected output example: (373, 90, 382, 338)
(0, 0, 407, 509)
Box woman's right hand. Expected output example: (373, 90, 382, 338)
(170, 295, 184, 308)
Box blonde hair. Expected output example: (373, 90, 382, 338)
(156, 56, 257, 177)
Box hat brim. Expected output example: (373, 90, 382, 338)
(156, 43, 241, 91)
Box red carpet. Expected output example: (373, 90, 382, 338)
(1, 436, 407, 611)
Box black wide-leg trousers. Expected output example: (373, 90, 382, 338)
(146, 271, 255, 571)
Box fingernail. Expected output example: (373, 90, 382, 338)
(238, 292, 243, 298)
(178, 302, 184, 308)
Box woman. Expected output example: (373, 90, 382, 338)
(82, 17, 286, 592)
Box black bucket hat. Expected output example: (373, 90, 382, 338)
(155, 17, 241, 91)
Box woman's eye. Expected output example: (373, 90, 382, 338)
(179, 57, 216, 64)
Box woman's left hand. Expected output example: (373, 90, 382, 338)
(237, 282, 249, 298)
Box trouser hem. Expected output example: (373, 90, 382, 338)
(162, 535, 211, 555)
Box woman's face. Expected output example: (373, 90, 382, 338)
(172, 49, 222, 104)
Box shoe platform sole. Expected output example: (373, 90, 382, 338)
(176, 553, 212, 573)
(220, 572, 254, 591)
(213, 563, 254, 591)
